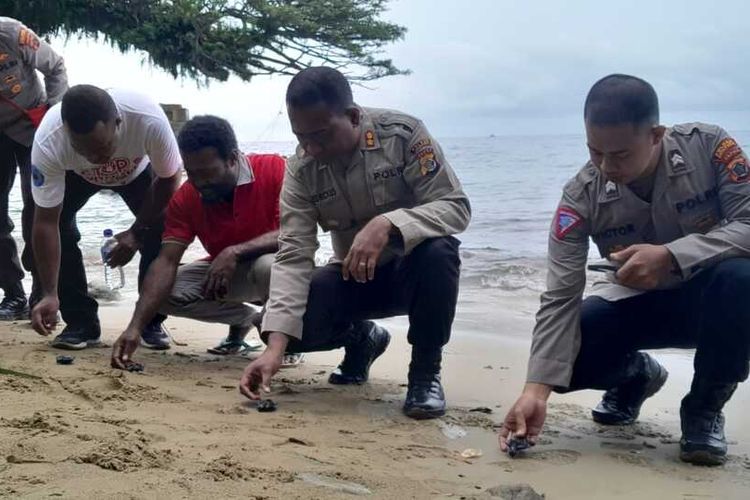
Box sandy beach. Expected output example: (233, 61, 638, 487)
(1, 288, 749, 499)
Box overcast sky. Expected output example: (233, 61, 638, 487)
(51, 0, 750, 141)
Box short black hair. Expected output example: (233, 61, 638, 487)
(286, 67, 353, 113)
(584, 74, 659, 127)
(61, 84, 118, 134)
(177, 115, 238, 161)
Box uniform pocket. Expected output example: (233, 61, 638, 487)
(370, 166, 409, 207)
(316, 194, 353, 232)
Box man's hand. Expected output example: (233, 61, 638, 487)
(111, 327, 142, 369)
(204, 246, 238, 300)
(499, 383, 551, 451)
(31, 295, 60, 336)
(107, 229, 141, 267)
(611, 244, 675, 290)
(342, 215, 393, 283)
(239, 332, 289, 400)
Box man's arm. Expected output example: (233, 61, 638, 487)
(30, 204, 62, 335)
(19, 26, 68, 105)
(664, 127, 750, 279)
(112, 243, 185, 368)
(380, 121, 471, 253)
(132, 103, 183, 236)
(106, 171, 181, 267)
(132, 172, 182, 235)
(240, 165, 319, 400)
(127, 243, 185, 332)
(499, 183, 590, 451)
(260, 166, 320, 341)
(527, 192, 590, 389)
(32, 204, 62, 297)
(231, 229, 280, 261)
(204, 230, 280, 300)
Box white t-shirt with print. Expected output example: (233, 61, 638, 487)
(31, 88, 182, 208)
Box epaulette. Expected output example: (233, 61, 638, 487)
(369, 108, 421, 140)
(672, 122, 720, 137)
(564, 162, 599, 200)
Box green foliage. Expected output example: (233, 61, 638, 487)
(0, 0, 407, 83)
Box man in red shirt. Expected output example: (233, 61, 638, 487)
(111, 115, 283, 367)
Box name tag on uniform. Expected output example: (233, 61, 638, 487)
(373, 167, 405, 181)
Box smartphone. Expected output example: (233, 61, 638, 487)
(587, 263, 618, 273)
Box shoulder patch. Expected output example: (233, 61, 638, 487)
(713, 137, 749, 183)
(18, 27, 40, 51)
(554, 207, 583, 239)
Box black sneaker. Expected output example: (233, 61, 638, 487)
(679, 406, 728, 466)
(592, 353, 668, 425)
(51, 324, 102, 350)
(328, 321, 391, 385)
(141, 321, 171, 350)
(0, 295, 29, 321)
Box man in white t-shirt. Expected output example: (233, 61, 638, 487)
(30, 85, 182, 349)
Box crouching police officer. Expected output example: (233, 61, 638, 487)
(500, 74, 750, 465)
(240, 67, 471, 419)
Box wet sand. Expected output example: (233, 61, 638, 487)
(1, 291, 749, 499)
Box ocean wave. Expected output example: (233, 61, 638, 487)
(460, 248, 546, 292)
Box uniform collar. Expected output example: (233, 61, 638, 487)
(236, 153, 254, 186)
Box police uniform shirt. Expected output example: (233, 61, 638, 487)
(262, 107, 472, 340)
(528, 123, 750, 388)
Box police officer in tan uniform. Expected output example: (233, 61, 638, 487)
(500, 74, 750, 466)
(0, 17, 67, 320)
(239, 67, 471, 419)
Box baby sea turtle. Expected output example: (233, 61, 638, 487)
(507, 436, 531, 458)
(125, 361, 144, 373)
(257, 399, 277, 412)
(56, 355, 75, 365)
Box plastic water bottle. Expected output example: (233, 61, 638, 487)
(100, 229, 125, 290)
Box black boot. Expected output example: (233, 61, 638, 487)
(0, 283, 28, 321)
(403, 348, 446, 420)
(328, 321, 391, 385)
(679, 381, 737, 466)
(592, 352, 668, 425)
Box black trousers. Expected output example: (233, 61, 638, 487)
(283, 236, 461, 354)
(563, 258, 750, 393)
(0, 133, 33, 295)
(54, 166, 163, 327)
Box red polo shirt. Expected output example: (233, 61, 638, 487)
(162, 153, 284, 259)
